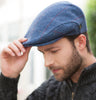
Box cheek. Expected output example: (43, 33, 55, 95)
(56, 49, 73, 65)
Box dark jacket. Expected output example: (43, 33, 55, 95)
(0, 63, 96, 100)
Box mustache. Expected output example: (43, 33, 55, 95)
(49, 66, 62, 70)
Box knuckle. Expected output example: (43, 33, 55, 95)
(1, 47, 6, 53)
(8, 43, 11, 48)
(8, 43, 13, 48)
(13, 40, 17, 44)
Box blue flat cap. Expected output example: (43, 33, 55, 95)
(23, 1, 87, 47)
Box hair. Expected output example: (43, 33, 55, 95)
(66, 32, 91, 53)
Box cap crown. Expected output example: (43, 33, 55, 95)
(23, 1, 87, 47)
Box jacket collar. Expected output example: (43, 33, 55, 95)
(78, 63, 96, 86)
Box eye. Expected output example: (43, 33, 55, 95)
(51, 50, 59, 53)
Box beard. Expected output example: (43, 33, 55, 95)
(49, 47, 83, 81)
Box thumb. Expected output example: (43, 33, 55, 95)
(26, 47, 32, 55)
(22, 47, 32, 61)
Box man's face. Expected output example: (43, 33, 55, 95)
(38, 38, 82, 81)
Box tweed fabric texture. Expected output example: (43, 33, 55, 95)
(23, 1, 87, 47)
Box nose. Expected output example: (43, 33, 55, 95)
(44, 55, 54, 68)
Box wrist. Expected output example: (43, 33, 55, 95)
(0, 73, 20, 89)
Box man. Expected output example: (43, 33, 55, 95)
(0, 1, 96, 100)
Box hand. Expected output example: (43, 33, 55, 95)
(0, 38, 31, 78)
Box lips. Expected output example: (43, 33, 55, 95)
(52, 69, 60, 73)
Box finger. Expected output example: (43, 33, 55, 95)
(23, 47, 32, 60)
(3, 47, 15, 56)
(18, 38, 28, 43)
(8, 43, 21, 56)
(13, 40, 26, 53)
(23, 47, 32, 56)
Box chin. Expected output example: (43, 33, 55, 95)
(54, 75, 65, 82)
(55, 77, 64, 81)
(54, 73, 71, 81)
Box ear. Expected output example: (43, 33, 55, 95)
(74, 34, 86, 51)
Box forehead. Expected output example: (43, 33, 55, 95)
(38, 38, 71, 51)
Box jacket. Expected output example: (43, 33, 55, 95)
(0, 63, 96, 100)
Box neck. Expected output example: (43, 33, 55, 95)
(71, 53, 96, 83)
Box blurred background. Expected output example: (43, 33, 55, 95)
(0, 0, 95, 99)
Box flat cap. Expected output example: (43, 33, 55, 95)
(23, 1, 87, 47)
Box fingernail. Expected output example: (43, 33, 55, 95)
(24, 38, 27, 40)
(21, 52, 23, 55)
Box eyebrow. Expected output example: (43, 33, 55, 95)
(44, 47, 58, 51)
(38, 47, 58, 53)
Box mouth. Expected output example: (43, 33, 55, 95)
(52, 69, 61, 73)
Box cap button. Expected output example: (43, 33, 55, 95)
(80, 24, 82, 29)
